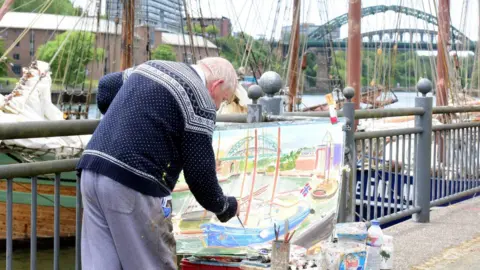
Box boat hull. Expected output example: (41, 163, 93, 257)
(200, 206, 311, 247)
(0, 177, 78, 243)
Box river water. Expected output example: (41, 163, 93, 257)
(0, 91, 464, 269)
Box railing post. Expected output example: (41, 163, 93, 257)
(413, 78, 433, 223)
(338, 86, 356, 223)
(247, 85, 264, 123)
(257, 71, 284, 115)
(75, 174, 82, 270)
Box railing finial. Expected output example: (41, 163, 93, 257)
(258, 71, 282, 97)
(247, 85, 264, 104)
(416, 78, 433, 97)
(343, 86, 355, 102)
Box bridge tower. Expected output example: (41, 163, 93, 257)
(313, 48, 333, 92)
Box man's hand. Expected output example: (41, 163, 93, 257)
(215, 196, 239, 223)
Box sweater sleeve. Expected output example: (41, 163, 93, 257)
(181, 131, 238, 223)
(97, 67, 135, 114)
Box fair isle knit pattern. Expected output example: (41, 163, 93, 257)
(77, 60, 237, 221)
(97, 67, 135, 114)
(134, 63, 216, 135)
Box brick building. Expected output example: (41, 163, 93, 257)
(0, 12, 217, 80)
(160, 32, 218, 63)
(107, 0, 184, 33)
(184, 16, 232, 37)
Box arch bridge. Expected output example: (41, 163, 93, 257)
(355, 28, 457, 44)
(221, 135, 279, 161)
(309, 5, 472, 44)
(280, 5, 476, 51)
(279, 5, 476, 91)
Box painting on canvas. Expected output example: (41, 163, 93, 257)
(170, 118, 345, 254)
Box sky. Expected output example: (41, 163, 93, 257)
(71, 0, 479, 41)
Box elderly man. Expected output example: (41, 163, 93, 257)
(77, 57, 240, 270)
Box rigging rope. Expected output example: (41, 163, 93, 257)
(48, 2, 92, 66)
(177, 0, 189, 62)
(195, 0, 210, 57)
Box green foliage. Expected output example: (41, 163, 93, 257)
(257, 158, 275, 168)
(238, 160, 254, 173)
(279, 149, 304, 171)
(328, 49, 462, 88)
(184, 23, 203, 34)
(215, 36, 242, 68)
(184, 23, 220, 38)
(266, 165, 276, 173)
(7, 0, 82, 15)
(213, 33, 284, 73)
(36, 31, 103, 86)
(152, 44, 177, 61)
(459, 56, 476, 88)
(471, 61, 480, 89)
(0, 39, 8, 77)
(304, 53, 317, 87)
(205, 25, 219, 36)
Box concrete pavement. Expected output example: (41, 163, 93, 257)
(383, 195, 480, 270)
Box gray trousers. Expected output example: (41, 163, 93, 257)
(80, 169, 177, 270)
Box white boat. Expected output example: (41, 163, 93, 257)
(0, 61, 91, 162)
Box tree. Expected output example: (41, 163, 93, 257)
(184, 23, 202, 35)
(205, 25, 219, 37)
(8, 0, 81, 15)
(214, 34, 284, 75)
(36, 31, 104, 86)
(0, 39, 10, 77)
(0, 39, 8, 76)
(304, 52, 317, 87)
(152, 44, 176, 61)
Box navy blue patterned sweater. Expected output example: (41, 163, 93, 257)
(77, 60, 237, 222)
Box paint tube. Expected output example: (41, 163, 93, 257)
(325, 93, 338, 124)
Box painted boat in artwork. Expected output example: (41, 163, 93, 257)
(200, 205, 312, 247)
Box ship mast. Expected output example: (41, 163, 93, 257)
(347, 0, 362, 113)
(436, 0, 450, 109)
(121, 0, 135, 70)
(287, 0, 301, 112)
(0, 0, 14, 21)
(269, 127, 281, 214)
(244, 129, 258, 226)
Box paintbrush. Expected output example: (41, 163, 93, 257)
(284, 220, 289, 242)
(237, 216, 245, 229)
(286, 230, 296, 243)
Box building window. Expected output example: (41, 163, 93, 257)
(12, 64, 21, 75)
(30, 31, 35, 56)
(15, 42, 19, 47)
(13, 53, 20, 60)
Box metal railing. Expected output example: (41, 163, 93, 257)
(1, 78, 480, 269)
(344, 83, 480, 225)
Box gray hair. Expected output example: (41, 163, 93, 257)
(198, 57, 237, 93)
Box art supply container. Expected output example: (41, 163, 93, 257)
(271, 240, 290, 270)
